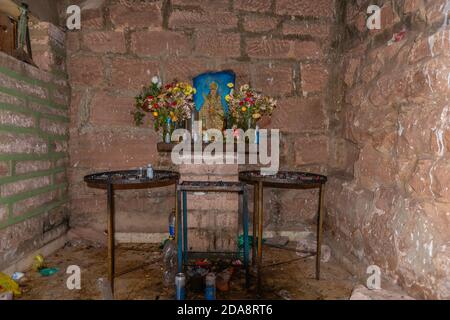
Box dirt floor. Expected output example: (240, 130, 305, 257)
(17, 241, 358, 300)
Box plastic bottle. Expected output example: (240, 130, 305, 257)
(168, 208, 175, 239)
(175, 273, 186, 300)
(204, 272, 216, 300)
(146, 164, 154, 179)
(255, 124, 260, 145)
(162, 239, 177, 287)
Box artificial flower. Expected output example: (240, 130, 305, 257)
(227, 83, 277, 130)
(241, 84, 249, 91)
(133, 78, 195, 131)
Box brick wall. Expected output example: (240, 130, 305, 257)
(61, 0, 337, 236)
(0, 42, 70, 269)
(327, 0, 450, 299)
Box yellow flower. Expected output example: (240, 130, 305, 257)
(182, 84, 193, 95)
(172, 116, 178, 122)
(225, 95, 231, 102)
(169, 111, 175, 117)
(252, 113, 261, 119)
(152, 111, 159, 117)
(227, 83, 234, 88)
(241, 107, 247, 112)
(193, 88, 197, 94)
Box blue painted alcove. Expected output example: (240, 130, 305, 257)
(192, 70, 236, 113)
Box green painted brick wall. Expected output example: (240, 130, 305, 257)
(0, 52, 70, 230)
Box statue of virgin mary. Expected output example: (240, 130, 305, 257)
(198, 82, 224, 131)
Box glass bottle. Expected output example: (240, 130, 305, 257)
(164, 117, 172, 144)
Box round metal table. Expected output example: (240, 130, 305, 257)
(239, 170, 327, 293)
(84, 169, 179, 294)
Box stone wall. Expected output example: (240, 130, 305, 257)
(0, 22, 70, 270)
(327, 0, 450, 299)
(61, 0, 337, 237)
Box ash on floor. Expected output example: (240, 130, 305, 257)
(17, 241, 357, 300)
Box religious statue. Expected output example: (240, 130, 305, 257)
(199, 82, 224, 130)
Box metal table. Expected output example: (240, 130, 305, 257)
(239, 170, 327, 293)
(176, 181, 250, 288)
(84, 169, 179, 295)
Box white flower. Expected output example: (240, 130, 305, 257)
(151, 76, 162, 88)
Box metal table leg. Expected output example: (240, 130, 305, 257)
(177, 190, 182, 273)
(182, 191, 188, 266)
(242, 187, 249, 288)
(107, 183, 115, 295)
(252, 184, 258, 267)
(257, 181, 263, 295)
(316, 184, 325, 280)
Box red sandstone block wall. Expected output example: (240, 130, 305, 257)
(327, 0, 450, 299)
(60, 0, 336, 235)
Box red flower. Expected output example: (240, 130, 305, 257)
(147, 95, 154, 100)
(153, 103, 159, 108)
(171, 101, 177, 107)
(239, 101, 244, 106)
(245, 97, 251, 102)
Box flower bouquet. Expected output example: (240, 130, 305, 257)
(133, 76, 196, 142)
(226, 84, 277, 131)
